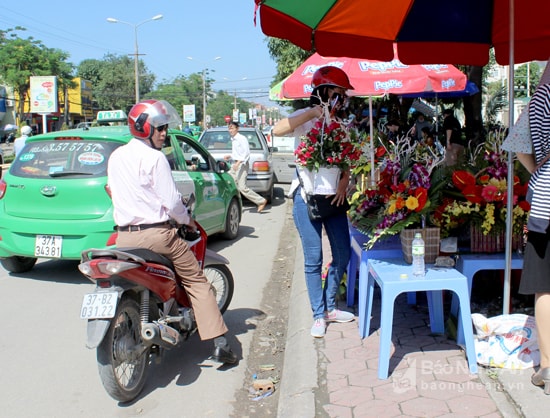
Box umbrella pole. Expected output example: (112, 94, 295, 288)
(435, 91, 441, 136)
(503, 0, 515, 315)
(369, 96, 375, 187)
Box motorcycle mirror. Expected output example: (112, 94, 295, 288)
(183, 193, 196, 212)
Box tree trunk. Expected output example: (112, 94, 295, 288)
(463, 66, 484, 146)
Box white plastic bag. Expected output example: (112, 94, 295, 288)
(472, 313, 540, 369)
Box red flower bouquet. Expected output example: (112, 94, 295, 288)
(294, 117, 364, 172)
(432, 134, 530, 237)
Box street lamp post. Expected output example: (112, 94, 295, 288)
(107, 14, 163, 104)
(187, 56, 221, 129)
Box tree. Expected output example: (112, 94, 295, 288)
(267, 38, 312, 83)
(77, 54, 155, 111)
(514, 62, 541, 98)
(0, 27, 75, 125)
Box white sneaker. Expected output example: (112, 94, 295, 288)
(311, 318, 326, 338)
(324, 309, 355, 323)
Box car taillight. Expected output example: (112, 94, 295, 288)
(0, 180, 6, 199)
(252, 161, 270, 172)
(105, 184, 112, 198)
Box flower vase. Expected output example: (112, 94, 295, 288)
(400, 228, 440, 264)
(469, 225, 523, 253)
(301, 167, 341, 195)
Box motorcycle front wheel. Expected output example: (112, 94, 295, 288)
(204, 264, 234, 314)
(96, 297, 149, 402)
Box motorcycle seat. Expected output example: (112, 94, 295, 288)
(117, 247, 175, 270)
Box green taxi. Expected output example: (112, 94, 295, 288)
(0, 125, 242, 273)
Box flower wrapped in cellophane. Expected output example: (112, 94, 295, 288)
(348, 134, 446, 249)
(294, 106, 366, 172)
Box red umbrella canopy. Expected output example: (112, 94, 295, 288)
(280, 52, 467, 99)
(254, 0, 550, 66)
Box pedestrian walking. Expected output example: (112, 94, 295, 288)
(225, 121, 268, 213)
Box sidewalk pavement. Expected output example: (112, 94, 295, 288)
(278, 229, 550, 417)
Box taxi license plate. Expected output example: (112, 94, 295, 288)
(80, 292, 118, 319)
(35, 235, 63, 258)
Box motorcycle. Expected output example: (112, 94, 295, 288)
(78, 221, 234, 402)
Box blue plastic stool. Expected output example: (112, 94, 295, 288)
(347, 229, 411, 307)
(452, 252, 524, 344)
(361, 258, 478, 379)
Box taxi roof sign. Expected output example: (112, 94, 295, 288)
(97, 110, 127, 122)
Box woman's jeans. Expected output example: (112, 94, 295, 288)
(293, 189, 351, 319)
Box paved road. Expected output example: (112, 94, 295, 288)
(0, 186, 290, 417)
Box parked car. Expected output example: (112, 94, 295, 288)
(0, 125, 242, 273)
(198, 126, 275, 202)
(271, 134, 297, 184)
(262, 126, 273, 147)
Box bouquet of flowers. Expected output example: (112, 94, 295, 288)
(348, 134, 446, 249)
(294, 111, 365, 172)
(431, 132, 530, 237)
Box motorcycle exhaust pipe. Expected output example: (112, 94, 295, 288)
(141, 323, 180, 348)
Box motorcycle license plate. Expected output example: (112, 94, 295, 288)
(80, 292, 118, 319)
(35, 235, 62, 258)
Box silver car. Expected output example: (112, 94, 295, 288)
(199, 126, 275, 202)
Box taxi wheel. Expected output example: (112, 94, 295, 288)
(222, 198, 240, 240)
(1, 256, 38, 273)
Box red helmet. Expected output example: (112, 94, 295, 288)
(311, 66, 354, 90)
(128, 99, 182, 140)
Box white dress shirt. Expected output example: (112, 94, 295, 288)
(108, 138, 190, 226)
(230, 132, 250, 163)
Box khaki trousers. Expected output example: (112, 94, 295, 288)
(230, 162, 265, 206)
(116, 225, 228, 340)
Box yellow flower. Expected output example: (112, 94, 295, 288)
(405, 195, 419, 211)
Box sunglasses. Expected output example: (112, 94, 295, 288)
(155, 124, 169, 132)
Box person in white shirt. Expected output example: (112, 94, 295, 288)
(226, 121, 267, 212)
(108, 99, 237, 364)
(14, 125, 32, 157)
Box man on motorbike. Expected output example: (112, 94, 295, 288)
(107, 99, 237, 364)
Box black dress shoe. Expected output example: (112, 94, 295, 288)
(212, 344, 237, 364)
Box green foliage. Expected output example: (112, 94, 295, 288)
(0, 27, 75, 120)
(514, 62, 541, 98)
(77, 53, 155, 111)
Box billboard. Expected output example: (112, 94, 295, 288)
(30, 76, 58, 113)
(183, 105, 196, 123)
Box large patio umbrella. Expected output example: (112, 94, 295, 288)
(253, 0, 550, 66)
(279, 52, 467, 99)
(253, 0, 550, 314)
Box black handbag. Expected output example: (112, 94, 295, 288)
(305, 193, 350, 221)
(296, 168, 350, 220)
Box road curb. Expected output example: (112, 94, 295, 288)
(276, 216, 318, 418)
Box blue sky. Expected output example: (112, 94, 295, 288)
(1, 1, 279, 107)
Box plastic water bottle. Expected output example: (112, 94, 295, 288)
(412, 232, 425, 276)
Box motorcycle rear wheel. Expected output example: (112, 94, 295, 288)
(96, 297, 149, 402)
(204, 264, 234, 314)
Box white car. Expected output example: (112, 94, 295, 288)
(199, 126, 275, 202)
